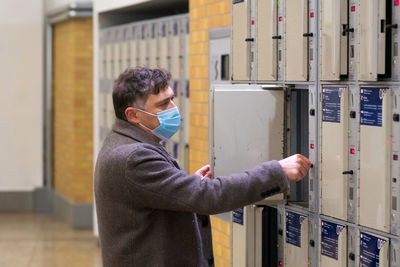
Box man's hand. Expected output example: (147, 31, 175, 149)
(279, 154, 311, 182)
(195, 165, 213, 179)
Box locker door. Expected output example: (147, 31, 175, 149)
(112, 28, 121, 79)
(285, 0, 308, 81)
(120, 27, 129, 72)
(129, 25, 138, 68)
(149, 22, 158, 68)
(232, 0, 249, 81)
(257, 0, 277, 81)
(359, 0, 386, 80)
(320, 0, 347, 80)
(105, 29, 113, 80)
(284, 211, 308, 267)
(99, 30, 107, 80)
(171, 20, 180, 78)
(159, 21, 168, 69)
(359, 87, 392, 232)
(320, 220, 347, 267)
(321, 86, 349, 220)
(359, 232, 389, 267)
(139, 24, 148, 66)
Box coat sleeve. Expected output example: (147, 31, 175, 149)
(124, 144, 289, 215)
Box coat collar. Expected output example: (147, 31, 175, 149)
(112, 118, 163, 148)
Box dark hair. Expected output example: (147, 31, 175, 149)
(112, 67, 171, 121)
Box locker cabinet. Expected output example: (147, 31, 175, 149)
(320, 0, 348, 80)
(359, 232, 389, 267)
(285, 0, 308, 81)
(320, 220, 347, 267)
(159, 21, 168, 69)
(256, 0, 277, 81)
(232, 0, 249, 81)
(359, 87, 392, 232)
(149, 22, 158, 68)
(129, 25, 138, 68)
(139, 23, 148, 67)
(112, 28, 121, 79)
(284, 211, 309, 267)
(321, 86, 349, 220)
(120, 26, 129, 72)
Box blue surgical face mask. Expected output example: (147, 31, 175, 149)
(136, 106, 181, 140)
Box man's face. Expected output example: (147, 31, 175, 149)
(137, 86, 176, 130)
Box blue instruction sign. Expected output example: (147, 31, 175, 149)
(233, 208, 243, 225)
(322, 87, 344, 123)
(321, 220, 345, 260)
(286, 211, 307, 247)
(360, 87, 387, 127)
(360, 232, 386, 267)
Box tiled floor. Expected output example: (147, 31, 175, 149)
(0, 213, 102, 267)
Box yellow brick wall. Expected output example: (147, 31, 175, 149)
(53, 18, 94, 203)
(189, 0, 231, 266)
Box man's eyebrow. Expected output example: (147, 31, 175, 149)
(155, 95, 174, 106)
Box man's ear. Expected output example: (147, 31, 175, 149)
(125, 107, 140, 124)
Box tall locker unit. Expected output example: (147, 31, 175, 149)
(320, 0, 348, 80)
(149, 22, 158, 68)
(129, 24, 139, 68)
(99, 29, 108, 141)
(120, 26, 130, 72)
(359, 87, 392, 232)
(106, 28, 116, 130)
(320, 86, 349, 221)
(139, 23, 149, 67)
(158, 20, 169, 70)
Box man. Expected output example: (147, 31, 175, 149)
(95, 67, 311, 266)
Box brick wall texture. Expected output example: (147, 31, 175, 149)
(52, 18, 94, 204)
(189, 1, 231, 266)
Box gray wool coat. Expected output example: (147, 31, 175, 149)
(94, 118, 289, 267)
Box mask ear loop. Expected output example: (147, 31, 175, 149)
(134, 108, 158, 132)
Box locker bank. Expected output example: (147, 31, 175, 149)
(2, 0, 400, 266)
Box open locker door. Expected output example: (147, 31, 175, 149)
(210, 84, 287, 267)
(210, 84, 287, 202)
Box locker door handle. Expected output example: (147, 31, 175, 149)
(272, 35, 282, 40)
(303, 33, 313, 37)
(245, 38, 254, 42)
(386, 24, 398, 30)
(342, 26, 354, 36)
(342, 170, 354, 175)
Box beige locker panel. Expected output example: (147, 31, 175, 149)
(257, 0, 277, 81)
(106, 30, 114, 80)
(285, 212, 308, 267)
(359, 0, 379, 81)
(159, 21, 168, 69)
(172, 21, 180, 79)
(359, 87, 392, 232)
(321, 87, 349, 220)
(320, 0, 344, 80)
(120, 27, 129, 72)
(377, 0, 386, 75)
(139, 24, 148, 66)
(232, 207, 247, 267)
(129, 26, 138, 68)
(359, 232, 389, 267)
(100, 91, 107, 129)
(339, 0, 348, 76)
(184, 20, 189, 81)
(112, 28, 121, 79)
(183, 82, 190, 143)
(232, 0, 249, 81)
(320, 220, 347, 267)
(149, 23, 158, 68)
(100, 31, 107, 80)
(285, 0, 308, 81)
